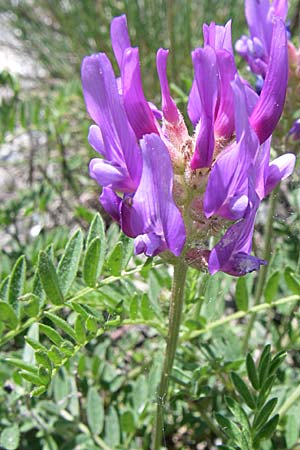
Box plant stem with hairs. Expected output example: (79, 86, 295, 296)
(152, 257, 188, 450)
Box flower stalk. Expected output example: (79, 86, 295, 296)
(152, 257, 188, 450)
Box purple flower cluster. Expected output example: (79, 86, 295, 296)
(81, 13, 295, 276)
(235, 0, 288, 78)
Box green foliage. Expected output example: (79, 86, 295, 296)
(0, 210, 300, 448)
(216, 346, 286, 450)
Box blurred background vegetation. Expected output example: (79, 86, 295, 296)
(1, 2, 300, 449)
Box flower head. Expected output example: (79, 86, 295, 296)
(81, 13, 295, 276)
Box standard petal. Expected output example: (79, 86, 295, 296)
(249, 19, 288, 144)
(81, 53, 141, 191)
(110, 15, 131, 70)
(191, 47, 218, 169)
(122, 47, 159, 139)
(123, 133, 186, 257)
(265, 153, 296, 196)
(156, 48, 180, 124)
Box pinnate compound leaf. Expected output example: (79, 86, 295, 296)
(38, 251, 64, 305)
(83, 237, 102, 287)
(57, 229, 83, 296)
(264, 270, 280, 303)
(235, 277, 249, 311)
(0, 301, 18, 329)
(0, 424, 20, 450)
(8, 255, 26, 314)
(231, 372, 256, 410)
(246, 353, 260, 391)
(87, 387, 104, 435)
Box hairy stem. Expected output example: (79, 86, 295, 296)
(152, 258, 188, 450)
(242, 188, 278, 351)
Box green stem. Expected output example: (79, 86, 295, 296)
(152, 258, 188, 450)
(242, 189, 278, 351)
(182, 295, 300, 342)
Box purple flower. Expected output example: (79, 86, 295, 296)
(82, 13, 294, 276)
(235, 0, 288, 78)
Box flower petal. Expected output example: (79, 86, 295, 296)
(250, 18, 288, 144)
(81, 53, 141, 191)
(122, 133, 186, 257)
(253, 137, 271, 200)
(191, 46, 218, 169)
(110, 15, 131, 70)
(272, 0, 288, 22)
(204, 76, 259, 219)
(122, 47, 159, 139)
(209, 192, 266, 276)
(245, 0, 272, 54)
(88, 125, 105, 156)
(265, 153, 296, 196)
(203, 20, 233, 54)
(89, 158, 130, 192)
(187, 80, 201, 126)
(214, 50, 236, 138)
(156, 48, 180, 124)
(99, 187, 122, 222)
